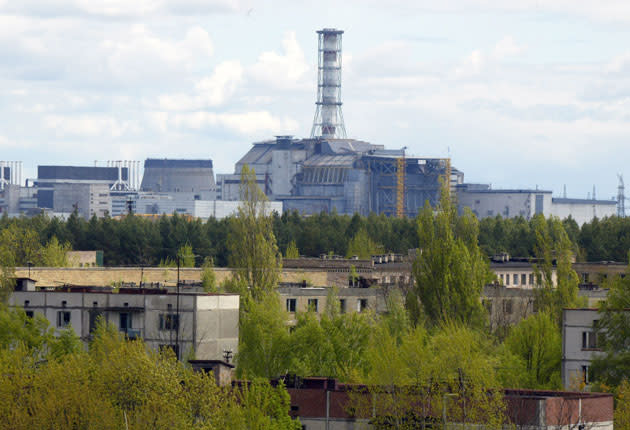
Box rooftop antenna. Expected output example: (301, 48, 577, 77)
(310, 28, 347, 139)
(618, 174, 625, 217)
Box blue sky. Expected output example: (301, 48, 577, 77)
(1, 0, 630, 200)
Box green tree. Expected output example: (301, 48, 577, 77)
(504, 312, 562, 389)
(346, 227, 383, 259)
(591, 259, 630, 387)
(201, 257, 218, 293)
(178, 243, 196, 267)
(228, 165, 281, 301)
(284, 240, 299, 259)
(40, 236, 71, 267)
(237, 292, 291, 378)
(412, 184, 492, 328)
(532, 215, 582, 323)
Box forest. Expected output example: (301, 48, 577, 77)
(0, 207, 629, 267)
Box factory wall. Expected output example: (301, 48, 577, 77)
(457, 189, 552, 220)
(550, 199, 617, 225)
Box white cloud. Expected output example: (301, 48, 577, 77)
(103, 25, 213, 84)
(0, 135, 17, 147)
(169, 110, 299, 135)
(493, 36, 525, 59)
(44, 115, 141, 138)
(0, 0, 244, 17)
(249, 31, 310, 90)
(157, 60, 244, 110)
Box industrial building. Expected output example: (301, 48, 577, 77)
(457, 184, 616, 224)
(140, 158, 216, 198)
(216, 29, 461, 217)
(551, 197, 617, 225)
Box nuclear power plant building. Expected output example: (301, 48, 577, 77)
(218, 136, 461, 217)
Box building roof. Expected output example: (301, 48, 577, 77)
(144, 159, 213, 169)
(303, 154, 356, 167)
(552, 197, 616, 205)
(461, 189, 552, 194)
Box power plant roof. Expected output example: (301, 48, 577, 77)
(144, 159, 213, 169)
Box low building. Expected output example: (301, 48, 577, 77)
(9, 286, 239, 361)
(279, 377, 613, 430)
(561, 308, 602, 390)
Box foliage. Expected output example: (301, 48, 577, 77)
(412, 183, 492, 328)
(0, 317, 300, 430)
(592, 259, 630, 387)
(40, 236, 71, 267)
(228, 165, 281, 301)
(615, 379, 630, 430)
(201, 258, 218, 293)
(504, 312, 562, 389)
(284, 240, 299, 259)
(531, 215, 582, 323)
(237, 292, 291, 379)
(346, 227, 383, 259)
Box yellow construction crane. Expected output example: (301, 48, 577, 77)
(396, 156, 405, 218)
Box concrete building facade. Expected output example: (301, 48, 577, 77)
(9, 287, 239, 361)
(551, 198, 617, 226)
(561, 308, 602, 390)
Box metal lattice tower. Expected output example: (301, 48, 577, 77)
(310, 29, 347, 139)
(619, 174, 626, 217)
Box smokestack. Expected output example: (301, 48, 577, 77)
(311, 28, 347, 139)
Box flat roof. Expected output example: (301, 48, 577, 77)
(552, 197, 616, 205)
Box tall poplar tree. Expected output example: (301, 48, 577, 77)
(411, 182, 492, 327)
(228, 165, 281, 301)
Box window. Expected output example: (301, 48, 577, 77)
(119, 313, 132, 331)
(24, 300, 30, 307)
(159, 344, 180, 359)
(57, 311, 71, 327)
(582, 331, 598, 349)
(358, 299, 368, 313)
(339, 299, 346, 314)
(521, 274, 527, 285)
(307, 299, 318, 313)
(286, 298, 297, 313)
(89, 310, 103, 333)
(529, 274, 534, 285)
(482, 299, 492, 314)
(503, 299, 513, 315)
(582, 365, 595, 384)
(505, 274, 510, 286)
(499, 274, 504, 284)
(159, 314, 179, 331)
(513, 274, 518, 285)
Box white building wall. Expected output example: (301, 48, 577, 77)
(457, 190, 552, 220)
(551, 200, 617, 225)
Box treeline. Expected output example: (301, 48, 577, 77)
(1, 210, 630, 267)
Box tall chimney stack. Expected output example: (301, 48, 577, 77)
(310, 28, 346, 139)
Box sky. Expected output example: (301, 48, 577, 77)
(1, 0, 630, 200)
